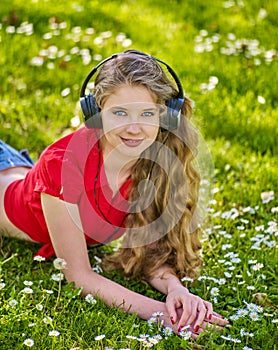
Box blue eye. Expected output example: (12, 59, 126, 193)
(113, 110, 127, 117)
(142, 111, 155, 117)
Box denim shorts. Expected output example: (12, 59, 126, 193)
(0, 140, 35, 171)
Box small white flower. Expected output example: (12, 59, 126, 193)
(36, 304, 43, 311)
(85, 293, 97, 304)
(70, 115, 81, 128)
(271, 319, 278, 323)
(122, 38, 132, 48)
(210, 287, 219, 296)
(126, 335, 137, 340)
(43, 316, 53, 324)
(30, 57, 44, 66)
(152, 312, 164, 317)
(163, 327, 173, 337)
(260, 190, 274, 203)
(147, 317, 157, 327)
(246, 303, 258, 312)
(23, 338, 34, 347)
(229, 314, 239, 321)
(95, 334, 105, 341)
(220, 335, 241, 343)
(33, 255, 46, 262)
(240, 328, 254, 337)
(181, 276, 194, 283)
(180, 330, 192, 340)
(218, 278, 226, 285)
(251, 263, 264, 271)
(248, 260, 257, 264)
(256, 305, 263, 313)
(48, 330, 60, 336)
(257, 95, 266, 104)
(236, 308, 248, 317)
(61, 88, 71, 97)
(249, 312, 259, 321)
(23, 280, 33, 286)
(0, 282, 6, 290)
(51, 273, 64, 281)
(43, 289, 54, 294)
(8, 299, 18, 307)
(148, 337, 159, 344)
(53, 258, 67, 270)
(22, 287, 33, 294)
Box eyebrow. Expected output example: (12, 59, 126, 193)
(110, 106, 158, 111)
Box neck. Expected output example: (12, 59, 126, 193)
(100, 138, 137, 194)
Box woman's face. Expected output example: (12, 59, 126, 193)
(100, 84, 160, 160)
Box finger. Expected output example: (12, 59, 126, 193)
(165, 300, 178, 325)
(203, 301, 213, 320)
(209, 314, 230, 326)
(193, 302, 207, 331)
(213, 311, 224, 318)
(191, 332, 198, 340)
(177, 301, 196, 330)
(176, 305, 192, 332)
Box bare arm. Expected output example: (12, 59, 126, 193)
(148, 265, 185, 295)
(41, 193, 169, 322)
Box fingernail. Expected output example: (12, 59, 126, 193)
(170, 317, 175, 325)
(208, 314, 212, 320)
(178, 326, 182, 333)
(194, 325, 200, 332)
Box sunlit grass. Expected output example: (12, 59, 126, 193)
(0, 0, 277, 349)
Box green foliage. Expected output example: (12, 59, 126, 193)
(0, 0, 277, 349)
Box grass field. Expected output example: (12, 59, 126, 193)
(0, 0, 277, 349)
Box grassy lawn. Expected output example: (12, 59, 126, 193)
(0, 0, 277, 349)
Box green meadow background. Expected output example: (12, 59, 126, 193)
(0, 0, 277, 349)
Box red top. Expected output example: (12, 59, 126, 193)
(4, 127, 132, 258)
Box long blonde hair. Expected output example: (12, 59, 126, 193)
(94, 50, 202, 280)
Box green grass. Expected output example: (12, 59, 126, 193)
(0, 0, 277, 349)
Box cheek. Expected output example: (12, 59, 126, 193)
(146, 125, 159, 140)
(102, 118, 125, 134)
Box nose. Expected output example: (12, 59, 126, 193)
(125, 121, 142, 134)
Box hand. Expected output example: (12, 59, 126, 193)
(166, 285, 228, 335)
(177, 310, 229, 339)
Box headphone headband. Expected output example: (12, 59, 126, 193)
(80, 50, 184, 130)
(80, 51, 184, 99)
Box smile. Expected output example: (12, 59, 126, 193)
(120, 137, 144, 147)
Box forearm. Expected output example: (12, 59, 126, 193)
(67, 269, 167, 321)
(148, 265, 186, 295)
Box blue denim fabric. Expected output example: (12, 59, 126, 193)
(0, 140, 35, 170)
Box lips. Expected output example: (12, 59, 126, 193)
(120, 137, 144, 147)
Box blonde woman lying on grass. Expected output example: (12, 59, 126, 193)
(0, 50, 228, 337)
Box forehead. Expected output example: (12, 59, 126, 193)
(103, 84, 156, 108)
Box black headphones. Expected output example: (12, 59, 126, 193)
(80, 51, 184, 131)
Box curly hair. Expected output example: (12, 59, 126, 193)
(94, 50, 203, 281)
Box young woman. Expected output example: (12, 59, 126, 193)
(0, 50, 228, 337)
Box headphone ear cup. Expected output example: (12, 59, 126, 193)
(80, 93, 102, 128)
(162, 98, 184, 130)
